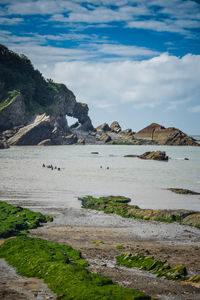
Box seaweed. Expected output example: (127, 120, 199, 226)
(0, 236, 152, 300)
(116, 253, 188, 281)
(0, 200, 53, 238)
(78, 196, 200, 229)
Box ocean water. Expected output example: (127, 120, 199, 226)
(0, 144, 200, 211)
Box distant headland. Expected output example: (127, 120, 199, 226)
(0, 44, 199, 148)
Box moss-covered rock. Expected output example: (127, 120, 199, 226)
(79, 195, 200, 228)
(116, 253, 188, 281)
(0, 200, 53, 238)
(167, 188, 200, 195)
(0, 236, 152, 300)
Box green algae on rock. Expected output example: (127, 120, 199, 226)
(116, 253, 188, 281)
(167, 188, 200, 195)
(0, 200, 53, 238)
(0, 236, 152, 300)
(79, 195, 200, 229)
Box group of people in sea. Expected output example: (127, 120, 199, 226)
(42, 164, 61, 171)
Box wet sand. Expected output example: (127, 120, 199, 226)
(1, 203, 199, 300)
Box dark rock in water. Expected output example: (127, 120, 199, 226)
(124, 154, 138, 158)
(134, 123, 199, 146)
(110, 121, 121, 133)
(77, 138, 85, 145)
(96, 122, 110, 132)
(91, 152, 99, 154)
(168, 188, 200, 195)
(37, 139, 52, 146)
(139, 151, 168, 161)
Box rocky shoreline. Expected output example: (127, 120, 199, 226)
(0, 199, 200, 300)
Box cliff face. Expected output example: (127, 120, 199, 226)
(134, 123, 199, 146)
(0, 44, 94, 145)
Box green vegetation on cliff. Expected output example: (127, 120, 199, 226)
(79, 195, 200, 228)
(0, 236, 151, 300)
(0, 44, 70, 116)
(0, 200, 53, 238)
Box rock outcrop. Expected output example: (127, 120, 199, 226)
(96, 123, 110, 132)
(0, 44, 94, 146)
(124, 151, 169, 161)
(8, 114, 52, 146)
(0, 139, 9, 149)
(110, 121, 121, 133)
(139, 151, 168, 161)
(134, 123, 199, 146)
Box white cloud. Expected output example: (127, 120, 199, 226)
(1, 0, 200, 37)
(40, 53, 200, 112)
(0, 17, 23, 24)
(95, 44, 160, 57)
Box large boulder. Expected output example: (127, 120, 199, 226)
(134, 123, 199, 146)
(139, 151, 168, 161)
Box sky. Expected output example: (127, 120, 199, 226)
(0, 0, 200, 134)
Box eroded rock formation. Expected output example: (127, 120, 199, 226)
(134, 123, 198, 146)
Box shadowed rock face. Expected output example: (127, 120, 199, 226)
(0, 94, 25, 132)
(1, 90, 94, 146)
(134, 123, 199, 146)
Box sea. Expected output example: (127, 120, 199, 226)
(0, 142, 200, 212)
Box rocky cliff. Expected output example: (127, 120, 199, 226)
(0, 44, 94, 146)
(134, 123, 199, 146)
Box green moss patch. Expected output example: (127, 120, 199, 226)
(116, 253, 188, 281)
(0, 200, 53, 238)
(116, 245, 125, 250)
(0, 236, 152, 299)
(79, 196, 200, 228)
(92, 241, 105, 245)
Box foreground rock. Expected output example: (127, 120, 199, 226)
(134, 123, 199, 146)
